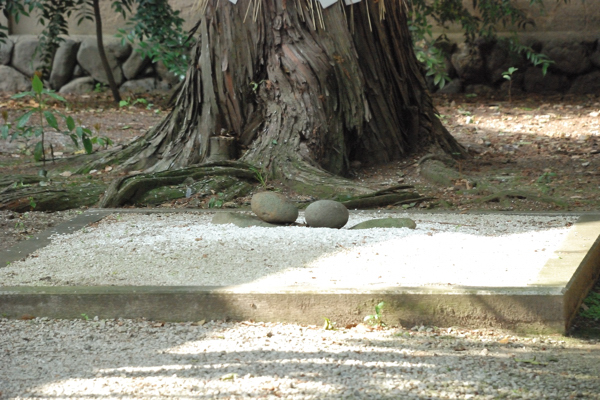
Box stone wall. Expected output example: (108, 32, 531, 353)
(0, 35, 180, 94)
(433, 32, 600, 96)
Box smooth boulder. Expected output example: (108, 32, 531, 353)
(304, 200, 349, 229)
(350, 218, 416, 230)
(251, 192, 298, 224)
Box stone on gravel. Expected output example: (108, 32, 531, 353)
(251, 192, 298, 224)
(0, 65, 31, 92)
(58, 77, 95, 94)
(212, 212, 279, 228)
(304, 200, 349, 229)
(350, 218, 417, 230)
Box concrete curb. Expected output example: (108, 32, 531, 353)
(1, 209, 599, 334)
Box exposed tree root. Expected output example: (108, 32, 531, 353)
(99, 161, 257, 208)
(0, 181, 107, 212)
(470, 190, 567, 208)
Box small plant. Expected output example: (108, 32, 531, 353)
(502, 67, 518, 102)
(322, 317, 336, 330)
(207, 192, 225, 208)
(0, 75, 109, 166)
(249, 165, 268, 188)
(364, 301, 386, 328)
(81, 313, 89, 321)
(93, 83, 106, 93)
(119, 96, 154, 110)
(580, 291, 600, 320)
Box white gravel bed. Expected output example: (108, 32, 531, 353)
(0, 212, 576, 288)
(1, 317, 599, 399)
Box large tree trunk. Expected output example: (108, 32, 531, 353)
(86, 0, 465, 197)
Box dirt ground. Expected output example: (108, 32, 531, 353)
(1, 90, 599, 336)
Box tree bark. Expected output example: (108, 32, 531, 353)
(93, 0, 121, 103)
(86, 0, 465, 198)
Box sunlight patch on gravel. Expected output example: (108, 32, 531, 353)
(0, 212, 576, 288)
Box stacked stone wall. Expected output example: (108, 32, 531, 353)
(434, 33, 600, 96)
(0, 35, 180, 94)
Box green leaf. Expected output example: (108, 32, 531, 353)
(119, 100, 129, 107)
(43, 110, 59, 130)
(66, 116, 75, 132)
(32, 74, 43, 94)
(70, 133, 79, 147)
(33, 141, 44, 161)
(11, 91, 34, 99)
(83, 136, 93, 154)
(16, 110, 34, 129)
(45, 92, 67, 102)
(1, 125, 9, 139)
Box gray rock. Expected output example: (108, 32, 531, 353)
(122, 48, 151, 80)
(155, 60, 182, 87)
(523, 67, 569, 93)
(304, 200, 349, 229)
(569, 71, 600, 94)
(464, 84, 495, 97)
(350, 218, 417, 230)
(120, 77, 158, 93)
(485, 42, 526, 84)
(11, 35, 44, 77)
(0, 37, 13, 65)
(58, 77, 95, 94)
(0, 65, 31, 92)
(437, 79, 463, 94)
(251, 192, 298, 224)
(543, 41, 592, 75)
(72, 64, 86, 78)
(451, 43, 486, 83)
(49, 38, 80, 90)
(419, 159, 462, 187)
(77, 37, 130, 85)
(212, 212, 278, 228)
(590, 47, 600, 68)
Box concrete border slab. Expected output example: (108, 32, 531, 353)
(1, 210, 599, 334)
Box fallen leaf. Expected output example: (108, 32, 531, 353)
(20, 314, 35, 320)
(498, 337, 511, 344)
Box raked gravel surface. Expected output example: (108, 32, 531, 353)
(1, 317, 599, 399)
(0, 211, 578, 288)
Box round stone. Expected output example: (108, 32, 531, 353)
(304, 200, 349, 229)
(250, 191, 298, 224)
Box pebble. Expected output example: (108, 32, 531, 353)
(1, 318, 599, 399)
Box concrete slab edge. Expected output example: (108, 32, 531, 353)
(1, 209, 599, 335)
(0, 285, 565, 334)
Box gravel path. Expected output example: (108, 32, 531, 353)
(1, 318, 599, 399)
(1, 212, 576, 288)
